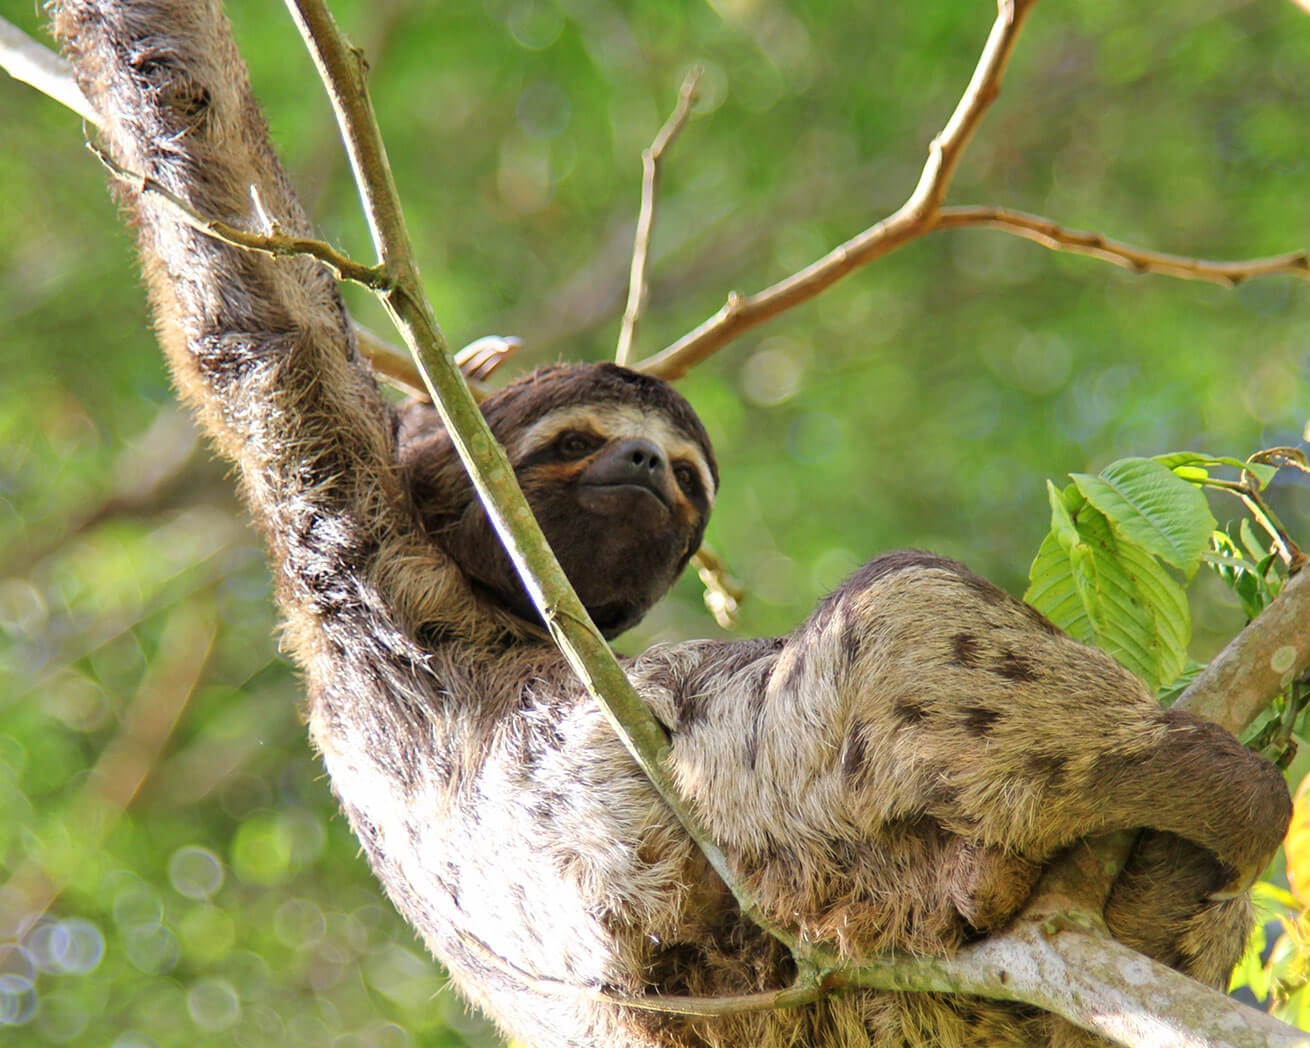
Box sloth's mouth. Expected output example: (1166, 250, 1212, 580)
(578, 482, 671, 514)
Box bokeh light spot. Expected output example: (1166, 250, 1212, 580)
(169, 845, 225, 900)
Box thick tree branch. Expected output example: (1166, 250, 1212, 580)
(1176, 568, 1310, 736)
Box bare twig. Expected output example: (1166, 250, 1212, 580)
(934, 206, 1310, 286)
(632, 1, 1310, 380)
(635, 0, 1039, 379)
(615, 68, 702, 366)
(91, 141, 392, 288)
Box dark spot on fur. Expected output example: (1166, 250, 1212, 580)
(961, 706, 1001, 737)
(674, 682, 707, 729)
(840, 614, 863, 670)
(674, 637, 778, 731)
(1025, 753, 1069, 788)
(827, 838, 868, 873)
(952, 632, 984, 667)
(993, 649, 1038, 682)
(893, 698, 929, 727)
(744, 700, 765, 770)
(842, 725, 873, 784)
(923, 779, 957, 810)
(1090, 746, 1152, 786)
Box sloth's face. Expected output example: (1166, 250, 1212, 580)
(441, 364, 717, 638)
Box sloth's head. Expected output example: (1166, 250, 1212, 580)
(406, 363, 717, 638)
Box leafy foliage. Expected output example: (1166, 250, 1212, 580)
(1024, 455, 1214, 691)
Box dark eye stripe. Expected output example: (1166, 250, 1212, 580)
(515, 429, 604, 471)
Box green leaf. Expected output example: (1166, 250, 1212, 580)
(1072, 457, 1216, 577)
(1155, 450, 1279, 489)
(1046, 479, 1081, 550)
(1025, 487, 1191, 690)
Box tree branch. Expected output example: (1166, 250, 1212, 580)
(0, 14, 97, 122)
(279, 0, 796, 952)
(631, 0, 1309, 380)
(635, 0, 1040, 380)
(90, 140, 393, 287)
(1175, 568, 1310, 736)
(935, 206, 1310, 286)
(615, 67, 701, 366)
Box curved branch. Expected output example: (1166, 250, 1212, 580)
(935, 206, 1310, 286)
(635, 0, 1039, 380)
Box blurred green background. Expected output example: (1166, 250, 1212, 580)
(2, 0, 1309, 1044)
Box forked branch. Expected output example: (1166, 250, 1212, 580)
(636, 0, 1041, 379)
(632, 0, 1309, 379)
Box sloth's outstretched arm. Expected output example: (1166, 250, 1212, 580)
(53, 0, 456, 653)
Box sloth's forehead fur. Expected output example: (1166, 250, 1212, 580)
(511, 404, 717, 503)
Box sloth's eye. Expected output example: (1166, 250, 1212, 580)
(673, 463, 700, 497)
(557, 431, 600, 459)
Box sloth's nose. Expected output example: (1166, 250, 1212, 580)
(582, 438, 673, 507)
(619, 439, 664, 476)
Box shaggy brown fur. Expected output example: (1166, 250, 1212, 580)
(55, 2, 1291, 1045)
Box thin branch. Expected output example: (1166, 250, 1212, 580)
(281, 0, 796, 953)
(0, 15, 97, 123)
(90, 141, 392, 288)
(935, 206, 1310, 286)
(635, 0, 1039, 380)
(615, 67, 701, 366)
(632, 1, 1310, 381)
(285, 0, 425, 296)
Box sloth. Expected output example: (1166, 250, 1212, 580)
(53, 1, 1292, 1046)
